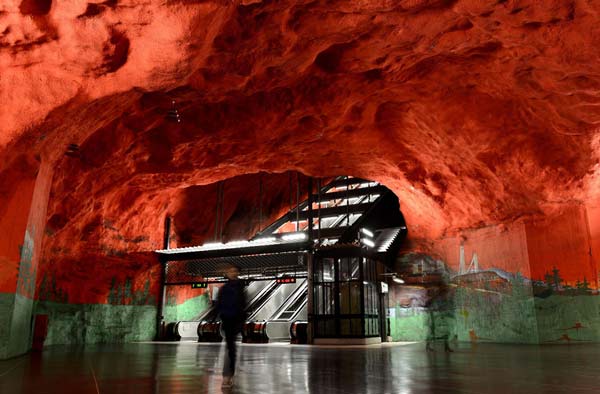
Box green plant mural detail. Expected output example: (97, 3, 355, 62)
(38, 273, 68, 303)
(107, 277, 155, 306)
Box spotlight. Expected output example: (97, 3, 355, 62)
(392, 275, 404, 284)
(65, 143, 80, 158)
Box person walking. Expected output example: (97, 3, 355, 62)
(216, 264, 247, 388)
(425, 284, 454, 353)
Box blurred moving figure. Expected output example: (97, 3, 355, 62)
(425, 284, 454, 353)
(216, 264, 247, 388)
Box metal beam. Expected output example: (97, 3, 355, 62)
(312, 185, 386, 202)
(327, 177, 371, 188)
(165, 274, 308, 286)
(290, 202, 373, 221)
(315, 226, 353, 239)
(254, 200, 310, 237)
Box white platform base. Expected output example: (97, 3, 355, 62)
(313, 337, 382, 346)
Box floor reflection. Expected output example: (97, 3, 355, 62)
(0, 342, 598, 393)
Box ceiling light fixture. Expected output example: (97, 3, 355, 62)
(361, 238, 375, 248)
(360, 228, 374, 238)
(167, 100, 181, 123)
(281, 232, 308, 241)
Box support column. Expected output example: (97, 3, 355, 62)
(155, 216, 171, 340)
(306, 179, 314, 344)
(306, 253, 314, 344)
(0, 156, 53, 359)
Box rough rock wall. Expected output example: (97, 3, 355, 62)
(3, 0, 600, 241)
(2, 0, 600, 354)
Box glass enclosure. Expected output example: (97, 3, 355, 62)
(312, 254, 383, 338)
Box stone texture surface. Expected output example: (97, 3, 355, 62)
(34, 301, 157, 345)
(2, 0, 600, 353)
(0, 293, 15, 358)
(2, 0, 600, 242)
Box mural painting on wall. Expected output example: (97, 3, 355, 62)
(107, 277, 156, 306)
(37, 272, 68, 303)
(392, 245, 600, 344)
(37, 274, 156, 306)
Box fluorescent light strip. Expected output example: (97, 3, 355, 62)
(256, 237, 277, 243)
(360, 228, 374, 238)
(155, 234, 307, 254)
(281, 232, 307, 241)
(361, 238, 375, 248)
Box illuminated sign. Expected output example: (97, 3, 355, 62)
(277, 277, 296, 284)
(191, 282, 208, 289)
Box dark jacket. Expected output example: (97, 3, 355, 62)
(216, 279, 247, 322)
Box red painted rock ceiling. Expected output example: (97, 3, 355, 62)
(2, 0, 600, 265)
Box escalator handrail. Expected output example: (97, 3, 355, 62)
(189, 279, 276, 322)
(268, 279, 307, 321)
(246, 281, 281, 320)
(272, 294, 308, 322)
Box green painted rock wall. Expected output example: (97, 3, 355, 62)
(452, 287, 538, 344)
(0, 293, 16, 358)
(164, 293, 210, 323)
(389, 277, 539, 344)
(389, 288, 600, 344)
(390, 308, 443, 342)
(8, 294, 35, 356)
(535, 295, 600, 343)
(0, 293, 35, 359)
(34, 301, 157, 345)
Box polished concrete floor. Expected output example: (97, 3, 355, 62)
(0, 341, 598, 393)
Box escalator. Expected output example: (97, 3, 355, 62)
(265, 280, 308, 341)
(247, 280, 302, 321)
(197, 279, 291, 342)
(158, 176, 407, 345)
(175, 280, 275, 341)
(243, 279, 308, 343)
(174, 279, 309, 343)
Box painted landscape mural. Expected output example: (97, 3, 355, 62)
(390, 203, 600, 345)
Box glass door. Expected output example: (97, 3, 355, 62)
(312, 254, 381, 338)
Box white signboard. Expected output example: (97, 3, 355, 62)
(380, 282, 389, 294)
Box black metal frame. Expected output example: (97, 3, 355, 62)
(311, 247, 383, 339)
(155, 175, 407, 343)
(164, 250, 310, 284)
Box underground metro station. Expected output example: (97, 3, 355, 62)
(2, 1, 600, 393)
